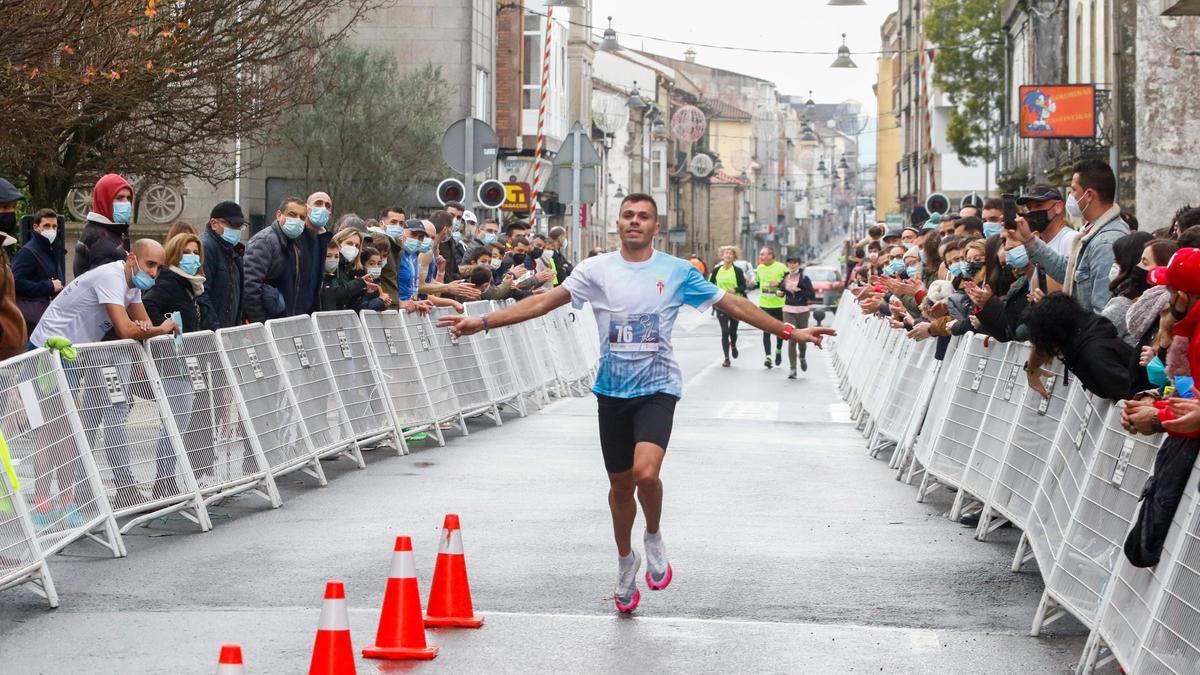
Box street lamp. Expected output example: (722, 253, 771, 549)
(830, 34, 857, 68)
(614, 185, 625, 199)
(598, 16, 621, 52)
(626, 81, 648, 109)
(804, 90, 815, 118)
(651, 118, 667, 138)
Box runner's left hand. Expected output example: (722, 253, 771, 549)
(437, 313, 484, 338)
(792, 326, 836, 349)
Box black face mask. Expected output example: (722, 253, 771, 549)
(530, 247, 544, 260)
(511, 253, 526, 265)
(0, 212, 15, 235)
(964, 261, 984, 278)
(1024, 208, 1051, 233)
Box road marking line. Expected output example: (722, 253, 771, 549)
(718, 401, 779, 421)
(909, 629, 943, 652)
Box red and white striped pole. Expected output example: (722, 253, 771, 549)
(528, 8, 555, 227)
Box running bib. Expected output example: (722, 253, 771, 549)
(608, 313, 661, 353)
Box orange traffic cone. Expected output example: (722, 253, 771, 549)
(362, 536, 439, 661)
(215, 644, 244, 675)
(425, 514, 484, 628)
(309, 581, 357, 675)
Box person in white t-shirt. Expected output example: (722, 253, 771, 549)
(437, 193, 835, 614)
(31, 238, 177, 348)
(30, 239, 177, 509)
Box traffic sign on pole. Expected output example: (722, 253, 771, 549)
(554, 122, 602, 263)
(441, 117, 499, 210)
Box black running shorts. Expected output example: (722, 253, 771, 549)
(596, 392, 679, 474)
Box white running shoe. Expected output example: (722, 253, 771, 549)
(644, 530, 673, 590)
(614, 550, 642, 613)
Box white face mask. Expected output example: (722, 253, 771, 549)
(366, 266, 382, 279)
(489, 258, 501, 270)
(1066, 191, 1088, 220)
(39, 228, 57, 244)
(340, 244, 359, 262)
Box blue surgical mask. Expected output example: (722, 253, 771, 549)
(404, 238, 422, 253)
(419, 239, 433, 253)
(906, 265, 920, 279)
(387, 225, 404, 240)
(367, 266, 382, 279)
(949, 261, 965, 278)
(179, 253, 201, 276)
(220, 226, 242, 246)
(281, 217, 304, 239)
(1006, 244, 1029, 269)
(482, 233, 498, 245)
(112, 201, 132, 224)
(888, 259, 905, 276)
(309, 206, 330, 229)
(452, 231, 463, 242)
(983, 222, 1003, 238)
(132, 258, 155, 290)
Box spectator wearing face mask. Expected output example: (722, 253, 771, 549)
(143, 232, 206, 334)
(376, 205, 406, 302)
(1127, 239, 1178, 388)
(1101, 231, 1155, 345)
(971, 229, 1047, 342)
(527, 233, 558, 290)
(317, 233, 377, 312)
(439, 204, 465, 282)
(75, 173, 135, 278)
(12, 208, 66, 333)
(359, 246, 390, 310)
(243, 197, 306, 322)
(547, 226, 573, 283)
(296, 191, 334, 316)
(197, 201, 246, 330)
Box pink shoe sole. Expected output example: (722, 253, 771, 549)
(615, 588, 640, 613)
(645, 563, 673, 590)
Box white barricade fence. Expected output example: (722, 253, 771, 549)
(430, 306, 502, 425)
(1023, 386, 1111, 579)
(907, 331, 970, 486)
(64, 339, 212, 533)
(918, 334, 1011, 503)
(544, 306, 589, 396)
(0, 439, 59, 607)
(951, 341, 1031, 522)
(462, 301, 527, 417)
(312, 311, 406, 455)
(831, 313, 1200, 673)
(496, 303, 551, 408)
(0, 348, 124, 559)
(265, 316, 365, 469)
(400, 310, 468, 436)
(1082, 448, 1200, 673)
(858, 327, 908, 440)
(869, 337, 932, 456)
(216, 324, 328, 486)
(1031, 402, 1161, 638)
(146, 331, 281, 510)
(359, 310, 451, 445)
(976, 360, 1071, 541)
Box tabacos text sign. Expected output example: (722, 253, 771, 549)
(502, 182, 532, 212)
(1019, 85, 1096, 139)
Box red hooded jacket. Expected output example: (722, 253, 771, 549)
(76, 173, 133, 278)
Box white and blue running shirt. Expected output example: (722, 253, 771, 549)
(562, 250, 725, 399)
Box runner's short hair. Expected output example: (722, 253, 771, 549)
(619, 192, 658, 220)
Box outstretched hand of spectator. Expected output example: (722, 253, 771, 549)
(1163, 399, 1200, 435)
(906, 322, 931, 341)
(1139, 345, 1155, 367)
(446, 279, 482, 299)
(964, 282, 994, 306)
(1026, 368, 1052, 400)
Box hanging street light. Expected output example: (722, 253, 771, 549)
(828, 0, 867, 5)
(830, 34, 857, 68)
(614, 185, 626, 199)
(598, 16, 621, 52)
(626, 80, 648, 109)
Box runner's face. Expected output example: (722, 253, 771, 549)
(617, 199, 659, 249)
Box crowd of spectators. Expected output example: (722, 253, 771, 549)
(847, 158, 1200, 566)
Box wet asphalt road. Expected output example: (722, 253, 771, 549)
(0, 300, 1095, 673)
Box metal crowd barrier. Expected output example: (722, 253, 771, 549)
(0, 305, 600, 608)
(831, 292, 1200, 673)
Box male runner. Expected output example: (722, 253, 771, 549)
(437, 193, 834, 613)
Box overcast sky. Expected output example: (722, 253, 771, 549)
(585, 1, 895, 112)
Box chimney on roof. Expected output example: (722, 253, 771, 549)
(684, 48, 697, 63)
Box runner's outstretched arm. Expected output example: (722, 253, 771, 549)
(713, 293, 836, 348)
(436, 285, 572, 337)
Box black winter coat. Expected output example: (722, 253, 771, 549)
(317, 262, 369, 312)
(1058, 314, 1138, 402)
(74, 219, 129, 279)
(197, 226, 243, 330)
(143, 268, 202, 333)
(12, 234, 64, 300)
(242, 224, 302, 323)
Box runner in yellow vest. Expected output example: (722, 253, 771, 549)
(756, 246, 789, 369)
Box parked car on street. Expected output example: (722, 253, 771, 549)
(804, 265, 844, 308)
